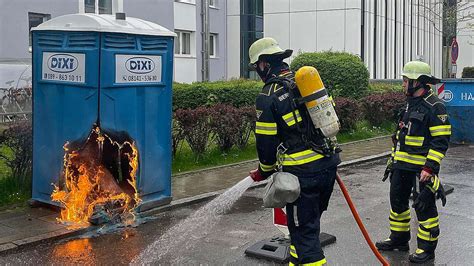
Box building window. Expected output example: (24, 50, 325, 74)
(28, 12, 51, 46)
(209, 0, 216, 8)
(85, 0, 95, 13)
(99, 0, 112, 14)
(240, 0, 263, 79)
(174, 0, 196, 3)
(174, 33, 180, 54)
(210, 34, 217, 57)
(175, 31, 192, 55)
(84, 0, 112, 14)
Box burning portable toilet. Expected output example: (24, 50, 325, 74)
(31, 13, 175, 223)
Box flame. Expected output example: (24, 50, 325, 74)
(126, 141, 140, 206)
(124, 142, 140, 224)
(51, 127, 140, 228)
(52, 238, 96, 264)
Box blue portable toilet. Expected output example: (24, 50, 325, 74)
(31, 13, 175, 211)
(436, 79, 474, 144)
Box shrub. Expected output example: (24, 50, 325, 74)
(171, 114, 185, 158)
(235, 106, 256, 149)
(369, 82, 403, 94)
(174, 107, 213, 157)
(209, 104, 241, 152)
(461, 67, 474, 78)
(334, 97, 360, 132)
(290, 51, 370, 99)
(0, 121, 33, 186)
(173, 79, 262, 110)
(178, 104, 256, 153)
(360, 92, 406, 126)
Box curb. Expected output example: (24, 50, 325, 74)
(146, 151, 391, 213)
(337, 135, 391, 146)
(0, 146, 391, 255)
(0, 226, 94, 256)
(339, 151, 391, 168)
(139, 190, 224, 218)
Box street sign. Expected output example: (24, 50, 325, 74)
(451, 64, 457, 78)
(451, 37, 459, 64)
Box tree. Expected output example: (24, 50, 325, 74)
(417, 0, 474, 77)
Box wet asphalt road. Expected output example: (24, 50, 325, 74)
(1, 145, 473, 265)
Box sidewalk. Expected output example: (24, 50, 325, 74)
(172, 135, 392, 200)
(0, 136, 392, 253)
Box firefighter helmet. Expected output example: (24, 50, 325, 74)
(249, 37, 292, 64)
(402, 61, 440, 84)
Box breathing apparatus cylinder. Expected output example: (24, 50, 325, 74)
(294, 66, 340, 138)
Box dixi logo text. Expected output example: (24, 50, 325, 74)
(126, 57, 155, 74)
(47, 54, 78, 73)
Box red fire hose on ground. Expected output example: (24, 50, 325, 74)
(336, 172, 390, 266)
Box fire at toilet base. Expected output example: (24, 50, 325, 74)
(51, 126, 140, 229)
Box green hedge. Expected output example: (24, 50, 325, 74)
(173, 79, 262, 110)
(369, 82, 403, 94)
(462, 67, 474, 78)
(290, 51, 370, 99)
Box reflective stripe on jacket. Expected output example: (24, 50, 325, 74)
(255, 63, 340, 178)
(392, 91, 450, 174)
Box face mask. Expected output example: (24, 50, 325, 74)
(253, 62, 272, 82)
(406, 80, 423, 96)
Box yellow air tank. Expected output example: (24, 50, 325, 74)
(295, 66, 340, 138)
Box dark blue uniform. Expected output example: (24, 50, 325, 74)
(255, 63, 340, 265)
(388, 90, 450, 252)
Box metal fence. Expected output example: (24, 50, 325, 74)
(0, 111, 32, 124)
(0, 62, 32, 124)
(0, 86, 32, 124)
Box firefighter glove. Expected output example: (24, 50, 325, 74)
(413, 175, 447, 211)
(412, 186, 431, 212)
(436, 182, 447, 207)
(382, 157, 394, 182)
(250, 168, 265, 182)
(427, 175, 447, 206)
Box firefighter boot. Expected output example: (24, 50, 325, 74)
(375, 238, 409, 251)
(409, 249, 435, 263)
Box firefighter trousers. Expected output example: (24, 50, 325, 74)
(389, 169, 439, 252)
(286, 167, 337, 265)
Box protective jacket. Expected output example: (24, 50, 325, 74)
(255, 63, 340, 178)
(392, 90, 451, 174)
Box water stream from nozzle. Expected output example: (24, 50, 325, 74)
(130, 176, 254, 264)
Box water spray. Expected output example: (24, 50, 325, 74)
(131, 176, 254, 264)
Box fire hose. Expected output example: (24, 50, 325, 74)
(336, 173, 390, 266)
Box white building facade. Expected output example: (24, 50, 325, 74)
(456, 1, 474, 77)
(2, 1, 470, 82)
(173, 0, 228, 83)
(0, 0, 227, 83)
(261, 0, 443, 79)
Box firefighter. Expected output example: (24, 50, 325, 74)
(376, 61, 450, 263)
(248, 37, 341, 265)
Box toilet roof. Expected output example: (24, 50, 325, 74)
(32, 13, 176, 37)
